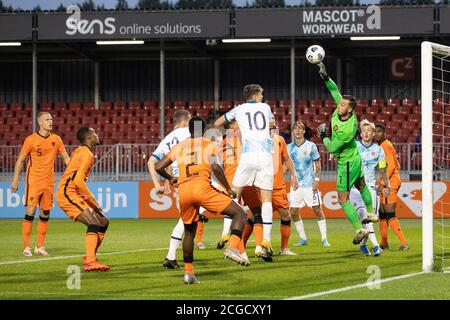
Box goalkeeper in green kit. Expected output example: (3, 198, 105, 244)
(315, 62, 379, 245)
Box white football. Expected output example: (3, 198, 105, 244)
(306, 45, 325, 64)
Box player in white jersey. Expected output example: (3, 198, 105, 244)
(349, 119, 390, 257)
(215, 84, 275, 254)
(147, 109, 192, 269)
(287, 121, 330, 247)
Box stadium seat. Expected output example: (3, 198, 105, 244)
(83, 102, 95, 110)
(408, 113, 421, 123)
(0, 103, 8, 111)
(365, 105, 381, 116)
(376, 114, 390, 124)
(100, 101, 113, 110)
(321, 106, 334, 117)
(111, 116, 125, 125)
(387, 98, 401, 107)
(402, 98, 418, 107)
(150, 108, 160, 117)
(279, 100, 291, 108)
(265, 99, 277, 108)
(10, 103, 22, 111)
(392, 113, 406, 123)
(114, 101, 127, 109)
(136, 109, 149, 118)
(310, 99, 323, 108)
(382, 106, 396, 116)
(303, 107, 318, 116)
(295, 99, 308, 108)
(69, 102, 81, 110)
(324, 99, 336, 108)
(54, 102, 67, 110)
(412, 105, 421, 114)
(397, 105, 412, 115)
(121, 109, 134, 118)
(39, 102, 52, 111)
(173, 101, 185, 109)
(402, 121, 417, 131)
(203, 101, 214, 109)
(128, 101, 141, 110)
(143, 101, 157, 109)
(356, 99, 369, 107)
(371, 98, 386, 106)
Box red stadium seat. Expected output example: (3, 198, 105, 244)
(39, 102, 52, 111)
(0, 103, 8, 111)
(392, 113, 406, 123)
(203, 101, 214, 109)
(10, 103, 22, 111)
(361, 114, 375, 122)
(295, 99, 308, 108)
(279, 100, 291, 108)
(121, 109, 134, 117)
(69, 102, 81, 110)
(58, 109, 74, 118)
(111, 116, 125, 125)
(83, 102, 95, 110)
(356, 99, 369, 107)
(143, 101, 157, 109)
(264, 99, 277, 108)
(128, 101, 141, 110)
(382, 106, 396, 116)
(397, 105, 411, 115)
(100, 101, 112, 110)
(310, 99, 323, 108)
(114, 101, 127, 109)
(371, 98, 385, 106)
(303, 107, 318, 116)
(376, 114, 390, 124)
(321, 106, 334, 117)
(387, 98, 401, 107)
(54, 102, 67, 110)
(324, 99, 336, 108)
(408, 113, 421, 123)
(127, 117, 140, 126)
(412, 105, 421, 114)
(402, 98, 418, 107)
(136, 109, 149, 118)
(150, 108, 160, 117)
(402, 121, 417, 131)
(365, 106, 380, 116)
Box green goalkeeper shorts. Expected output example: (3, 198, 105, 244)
(336, 156, 364, 192)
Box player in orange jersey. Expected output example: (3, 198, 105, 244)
(375, 124, 408, 251)
(10, 112, 70, 257)
(56, 127, 110, 272)
(156, 117, 249, 284)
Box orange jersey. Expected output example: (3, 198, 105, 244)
(379, 139, 401, 183)
(167, 137, 217, 186)
(57, 145, 96, 204)
(272, 133, 288, 190)
(20, 132, 66, 187)
(222, 129, 241, 185)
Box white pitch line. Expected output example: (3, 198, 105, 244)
(285, 271, 425, 300)
(0, 291, 287, 299)
(0, 247, 167, 266)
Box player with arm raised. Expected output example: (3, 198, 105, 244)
(315, 62, 378, 245)
(215, 84, 275, 255)
(349, 120, 389, 256)
(10, 112, 70, 257)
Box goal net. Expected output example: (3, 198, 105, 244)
(421, 42, 450, 272)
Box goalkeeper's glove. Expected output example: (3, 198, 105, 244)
(317, 62, 329, 81)
(317, 123, 328, 140)
(199, 214, 209, 223)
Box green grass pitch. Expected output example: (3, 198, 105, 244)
(0, 218, 449, 300)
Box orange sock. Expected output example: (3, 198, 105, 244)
(85, 232, 98, 263)
(280, 220, 291, 250)
(388, 217, 408, 246)
(196, 222, 204, 243)
(380, 219, 388, 246)
(36, 219, 48, 248)
(184, 262, 194, 274)
(242, 220, 254, 247)
(228, 234, 241, 249)
(238, 240, 245, 254)
(253, 223, 263, 246)
(96, 232, 105, 254)
(22, 216, 34, 249)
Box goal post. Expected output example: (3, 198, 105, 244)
(421, 41, 450, 272)
(421, 41, 433, 273)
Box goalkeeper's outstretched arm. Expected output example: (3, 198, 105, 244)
(317, 62, 342, 106)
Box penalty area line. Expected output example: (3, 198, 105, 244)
(284, 271, 426, 300)
(0, 247, 167, 266)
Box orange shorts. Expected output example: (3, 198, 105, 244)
(242, 186, 261, 209)
(380, 176, 401, 205)
(178, 182, 233, 225)
(56, 188, 92, 221)
(272, 188, 289, 210)
(25, 183, 54, 211)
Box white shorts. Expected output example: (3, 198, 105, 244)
(289, 187, 322, 208)
(349, 183, 379, 216)
(232, 153, 274, 191)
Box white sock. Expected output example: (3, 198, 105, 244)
(261, 202, 273, 242)
(363, 223, 379, 247)
(222, 215, 232, 236)
(199, 207, 206, 215)
(167, 218, 184, 260)
(294, 220, 307, 240)
(317, 219, 327, 241)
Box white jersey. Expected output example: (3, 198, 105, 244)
(224, 101, 274, 154)
(151, 127, 190, 177)
(356, 140, 385, 184)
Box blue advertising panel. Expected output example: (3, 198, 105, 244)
(0, 182, 138, 219)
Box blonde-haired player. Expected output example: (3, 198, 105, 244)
(349, 119, 390, 256)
